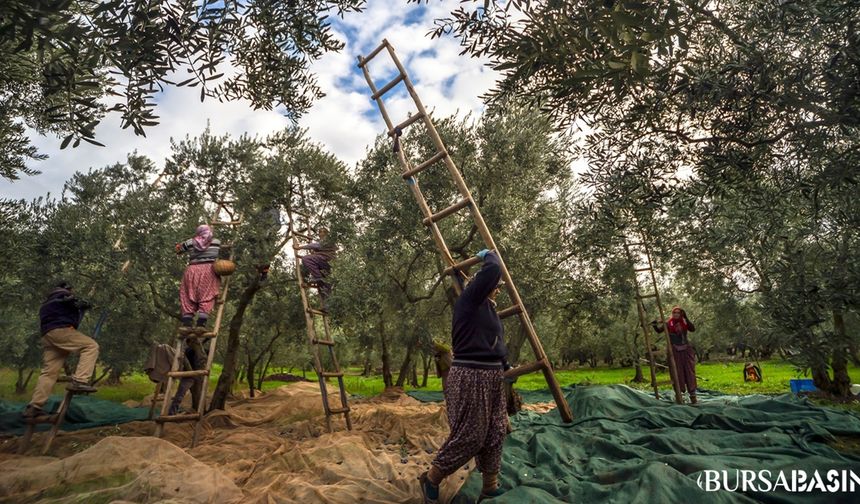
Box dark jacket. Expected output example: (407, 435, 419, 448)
(39, 288, 91, 335)
(451, 251, 508, 368)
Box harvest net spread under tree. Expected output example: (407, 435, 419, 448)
(2, 383, 860, 502)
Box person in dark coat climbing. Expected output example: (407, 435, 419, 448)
(23, 281, 99, 419)
(296, 227, 336, 302)
(652, 306, 698, 404)
(419, 249, 509, 503)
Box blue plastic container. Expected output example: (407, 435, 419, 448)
(790, 379, 817, 394)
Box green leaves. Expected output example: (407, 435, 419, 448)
(1, 0, 366, 180)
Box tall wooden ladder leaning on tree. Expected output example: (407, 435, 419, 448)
(357, 39, 573, 423)
(153, 200, 242, 447)
(18, 166, 179, 455)
(286, 198, 352, 432)
(623, 234, 682, 403)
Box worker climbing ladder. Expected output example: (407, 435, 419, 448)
(623, 233, 682, 403)
(18, 168, 177, 455)
(287, 189, 352, 432)
(357, 39, 573, 423)
(153, 200, 242, 447)
(18, 378, 95, 455)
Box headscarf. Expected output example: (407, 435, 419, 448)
(192, 224, 214, 251)
(667, 306, 688, 333)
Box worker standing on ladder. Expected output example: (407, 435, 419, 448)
(652, 306, 699, 404)
(171, 224, 221, 413)
(175, 224, 222, 332)
(296, 227, 336, 304)
(22, 281, 99, 419)
(420, 249, 509, 503)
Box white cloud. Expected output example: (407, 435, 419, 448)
(0, 0, 498, 200)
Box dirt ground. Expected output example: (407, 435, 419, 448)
(0, 382, 508, 503)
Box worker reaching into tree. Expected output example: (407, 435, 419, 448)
(419, 249, 509, 503)
(296, 227, 336, 304)
(652, 306, 699, 404)
(171, 224, 221, 413)
(22, 281, 99, 419)
(175, 224, 222, 332)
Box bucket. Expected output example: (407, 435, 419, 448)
(789, 379, 817, 394)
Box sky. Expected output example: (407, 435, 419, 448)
(0, 0, 501, 200)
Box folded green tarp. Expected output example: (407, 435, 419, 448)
(0, 395, 151, 435)
(450, 385, 860, 503)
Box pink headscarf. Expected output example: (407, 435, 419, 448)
(192, 224, 213, 251)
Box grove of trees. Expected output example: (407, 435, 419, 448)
(1, 1, 857, 401)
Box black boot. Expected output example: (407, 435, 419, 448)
(179, 315, 194, 335)
(194, 316, 208, 335)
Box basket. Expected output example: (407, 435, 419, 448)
(213, 259, 236, 276)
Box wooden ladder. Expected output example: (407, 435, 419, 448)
(623, 234, 682, 403)
(287, 197, 352, 432)
(357, 39, 573, 423)
(153, 200, 242, 446)
(18, 378, 95, 455)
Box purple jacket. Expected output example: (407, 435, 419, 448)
(39, 288, 90, 335)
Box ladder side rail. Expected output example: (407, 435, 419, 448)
(640, 233, 683, 403)
(624, 239, 660, 399)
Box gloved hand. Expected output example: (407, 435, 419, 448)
(174, 243, 184, 254)
(476, 249, 491, 260)
(650, 319, 659, 327)
(503, 360, 517, 384)
(74, 299, 93, 311)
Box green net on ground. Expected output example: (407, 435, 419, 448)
(449, 385, 860, 503)
(0, 395, 151, 435)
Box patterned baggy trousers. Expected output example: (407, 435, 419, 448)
(432, 366, 507, 476)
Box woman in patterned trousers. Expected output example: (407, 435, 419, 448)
(420, 249, 509, 503)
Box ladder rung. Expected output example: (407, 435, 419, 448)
(25, 414, 60, 425)
(313, 338, 335, 346)
(307, 308, 327, 316)
(442, 254, 486, 277)
(357, 40, 388, 68)
(155, 412, 201, 423)
(634, 267, 651, 272)
(389, 112, 425, 136)
(496, 304, 523, 320)
(638, 293, 658, 299)
(320, 371, 344, 378)
(177, 331, 216, 339)
(168, 370, 209, 378)
(371, 73, 404, 100)
(327, 407, 350, 414)
(504, 359, 546, 379)
(210, 220, 242, 226)
(403, 150, 447, 179)
(423, 199, 471, 226)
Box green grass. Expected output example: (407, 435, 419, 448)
(3, 359, 859, 406)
